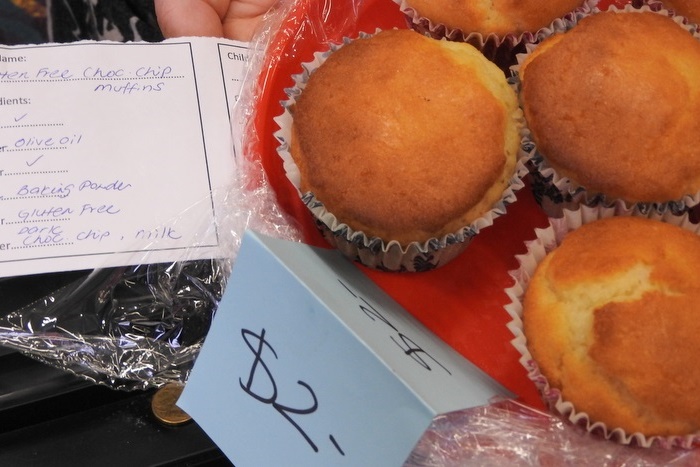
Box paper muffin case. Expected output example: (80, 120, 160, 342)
(504, 204, 700, 448)
(273, 31, 529, 272)
(514, 3, 700, 219)
(392, 0, 598, 73)
(636, 0, 700, 26)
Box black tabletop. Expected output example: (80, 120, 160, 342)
(0, 346, 233, 467)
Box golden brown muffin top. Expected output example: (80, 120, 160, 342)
(290, 29, 520, 245)
(523, 216, 700, 436)
(405, 0, 584, 36)
(662, 0, 700, 24)
(520, 11, 700, 202)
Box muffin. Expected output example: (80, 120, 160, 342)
(660, 0, 700, 23)
(277, 29, 525, 271)
(394, 0, 594, 72)
(518, 9, 700, 217)
(511, 212, 700, 446)
(400, 0, 587, 37)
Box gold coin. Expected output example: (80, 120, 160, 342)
(151, 383, 192, 426)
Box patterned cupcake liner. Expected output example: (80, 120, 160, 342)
(512, 3, 700, 219)
(392, 0, 598, 73)
(504, 204, 700, 448)
(273, 30, 529, 272)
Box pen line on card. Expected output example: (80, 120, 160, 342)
(6, 147, 68, 152)
(11, 242, 75, 249)
(2, 170, 69, 176)
(3, 218, 71, 225)
(0, 195, 71, 201)
(0, 123, 64, 129)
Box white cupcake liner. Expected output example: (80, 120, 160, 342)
(512, 3, 700, 218)
(505, 204, 700, 448)
(273, 30, 529, 272)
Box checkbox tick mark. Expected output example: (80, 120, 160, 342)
(14, 113, 28, 122)
(26, 155, 44, 166)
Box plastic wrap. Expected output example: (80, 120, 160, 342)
(0, 22, 303, 389)
(0, 166, 301, 390)
(238, 0, 700, 464)
(0, 164, 300, 390)
(404, 399, 700, 466)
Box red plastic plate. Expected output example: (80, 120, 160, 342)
(249, 0, 630, 409)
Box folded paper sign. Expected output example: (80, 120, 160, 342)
(178, 230, 512, 466)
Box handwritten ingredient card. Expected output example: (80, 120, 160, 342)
(178, 230, 512, 466)
(0, 38, 249, 278)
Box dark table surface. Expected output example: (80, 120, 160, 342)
(0, 345, 233, 467)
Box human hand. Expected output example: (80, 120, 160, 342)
(154, 0, 278, 42)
